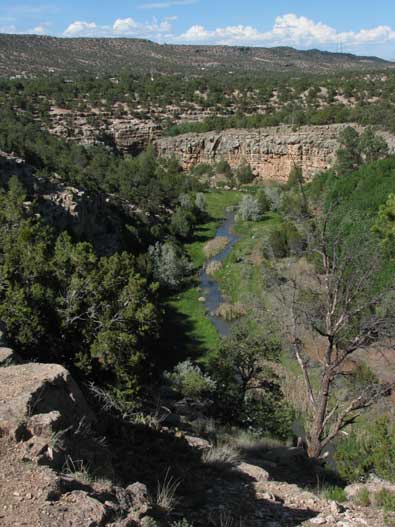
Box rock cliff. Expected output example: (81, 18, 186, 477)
(0, 152, 135, 255)
(155, 124, 395, 182)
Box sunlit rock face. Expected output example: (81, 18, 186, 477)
(155, 124, 395, 182)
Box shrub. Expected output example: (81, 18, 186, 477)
(165, 360, 216, 399)
(215, 159, 233, 178)
(375, 489, 395, 512)
(236, 194, 262, 222)
(236, 161, 254, 185)
(322, 486, 347, 503)
(203, 237, 229, 259)
(267, 221, 304, 258)
(149, 241, 191, 289)
(205, 261, 223, 276)
(335, 417, 395, 483)
(214, 302, 246, 321)
(354, 487, 370, 507)
(256, 188, 272, 214)
(202, 445, 239, 469)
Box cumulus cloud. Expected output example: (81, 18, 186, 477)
(176, 13, 395, 49)
(139, 0, 197, 9)
(61, 13, 395, 53)
(63, 16, 174, 39)
(63, 21, 100, 37)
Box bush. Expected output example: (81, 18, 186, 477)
(203, 236, 229, 259)
(165, 360, 216, 399)
(149, 241, 191, 289)
(267, 221, 304, 258)
(256, 188, 272, 214)
(322, 486, 347, 503)
(202, 445, 239, 469)
(354, 487, 370, 507)
(214, 302, 246, 321)
(236, 161, 254, 185)
(236, 194, 262, 222)
(205, 261, 223, 276)
(335, 417, 395, 483)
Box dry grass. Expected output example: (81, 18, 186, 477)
(151, 468, 181, 512)
(202, 445, 239, 469)
(214, 302, 246, 321)
(203, 236, 229, 259)
(205, 260, 223, 276)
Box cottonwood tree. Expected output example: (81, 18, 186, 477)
(273, 214, 395, 458)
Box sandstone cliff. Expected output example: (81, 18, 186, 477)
(155, 124, 395, 182)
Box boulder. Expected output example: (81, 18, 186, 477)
(0, 347, 21, 366)
(236, 462, 270, 482)
(0, 363, 95, 433)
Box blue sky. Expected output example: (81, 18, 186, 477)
(1, 0, 395, 58)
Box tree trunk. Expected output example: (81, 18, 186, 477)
(306, 373, 332, 458)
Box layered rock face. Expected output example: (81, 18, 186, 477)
(49, 109, 160, 155)
(155, 124, 395, 182)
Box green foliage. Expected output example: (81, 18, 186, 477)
(359, 127, 389, 163)
(267, 221, 304, 258)
(322, 486, 347, 503)
(336, 126, 362, 175)
(256, 188, 272, 214)
(335, 126, 389, 176)
(335, 417, 395, 483)
(373, 193, 395, 257)
(208, 320, 294, 439)
(354, 487, 371, 507)
(165, 359, 216, 399)
(286, 165, 304, 189)
(236, 161, 254, 185)
(0, 181, 160, 400)
(149, 241, 192, 290)
(236, 194, 262, 222)
(376, 489, 395, 512)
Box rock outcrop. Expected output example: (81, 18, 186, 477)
(155, 124, 395, 182)
(49, 109, 160, 155)
(0, 152, 135, 255)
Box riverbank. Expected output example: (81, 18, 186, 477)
(164, 190, 241, 362)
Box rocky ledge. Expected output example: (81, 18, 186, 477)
(155, 124, 395, 182)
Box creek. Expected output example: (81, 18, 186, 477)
(199, 212, 239, 337)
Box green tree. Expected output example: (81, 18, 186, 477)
(372, 193, 395, 257)
(359, 127, 389, 163)
(236, 160, 255, 185)
(336, 126, 362, 175)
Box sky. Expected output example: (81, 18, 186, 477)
(1, 0, 395, 59)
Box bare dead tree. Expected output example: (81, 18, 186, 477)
(273, 212, 395, 459)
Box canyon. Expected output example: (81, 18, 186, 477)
(47, 112, 395, 182)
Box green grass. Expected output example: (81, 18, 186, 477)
(185, 190, 241, 268)
(321, 485, 347, 503)
(167, 287, 220, 357)
(214, 212, 282, 304)
(165, 190, 242, 360)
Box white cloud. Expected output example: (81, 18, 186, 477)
(176, 13, 395, 50)
(64, 16, 174, 39)
(139, 0, 197, 9)
(61, 13, 395, 55)
(64, 21, 99, 37)
(26, 22, 52, 35)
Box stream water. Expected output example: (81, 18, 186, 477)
(199, 212, 240, 337)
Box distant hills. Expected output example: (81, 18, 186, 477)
(0, 34, 393, 77)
